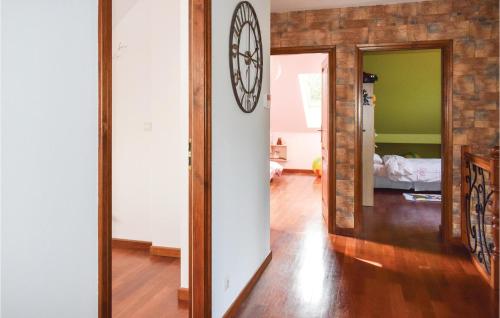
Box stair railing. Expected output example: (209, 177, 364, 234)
(461, 145, 499, 289)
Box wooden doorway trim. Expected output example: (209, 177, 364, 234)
(97, 0, 212, 317)
(354, 40, 453, 242)
(189, 0, 212, 317)
(98, 0, 112, 316)
(271, 46, 336, 234)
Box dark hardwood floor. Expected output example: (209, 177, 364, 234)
(112, 248, 188, 318)
(235, 174, 499, 318)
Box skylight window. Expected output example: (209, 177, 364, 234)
(298, 73, 322, 129)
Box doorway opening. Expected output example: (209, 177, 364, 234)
(355, 41, 453, 248)
(110, 0, 189, 317)
(98, 0, 212, 317)
(111, 0, 189, 317)
(270, 47, 335, 234)
(235, 45, 336, 317)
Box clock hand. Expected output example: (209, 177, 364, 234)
(247, 63, 250, 92)
(248, 15, 251, 55)
(250, 58, 261, 68)
(250, 47, 258, 58)
(239, 52, 254, 66)
(240, 91, 246, 104)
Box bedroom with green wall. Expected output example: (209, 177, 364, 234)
(364, 49, 442, 158)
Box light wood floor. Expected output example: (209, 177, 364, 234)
(235, 173, 499, 317)
(112, 248, 188, 318)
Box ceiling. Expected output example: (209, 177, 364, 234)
(113, 0, 426, 25)
(113, 0, 140, 27)
(271, 0, 426, 13)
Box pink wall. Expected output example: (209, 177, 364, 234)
(270, 53, 327, 132)
(271, 53, 327, 169)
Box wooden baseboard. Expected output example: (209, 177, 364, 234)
(112, 239, 181, 259)
(223, 251, 272, 318)
(283, 169, 315, 175)
(112, 238, 152, 250)
(449, 237, 462, 247)
(150, 246, 181, 258)
(336, 227, 355, 237)
(178, 287, 190, 302)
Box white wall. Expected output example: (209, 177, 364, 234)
(112, 0, 153, 242)
(149, 0, 187, 250)
(211, 0, 271, 317)
(1, 1, 98, 317)
(179, 0, 189, 289)
(112, 0, 188, 248)
(112, 0, 189, 287)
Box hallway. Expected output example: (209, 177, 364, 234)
(235, 174, 499, 317)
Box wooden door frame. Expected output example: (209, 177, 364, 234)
(97, 0, 212, 317)
(354, 40, 454, 243)
(189, 0, 212, 316)
(271, 46, 336, 234)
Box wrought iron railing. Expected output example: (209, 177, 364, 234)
(461, 146, 499, 289)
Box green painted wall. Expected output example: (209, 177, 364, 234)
(364, 49, 442, 158)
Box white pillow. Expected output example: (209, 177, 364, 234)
(374, 153, 383, 165)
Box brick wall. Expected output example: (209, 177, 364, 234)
(271, 0, 499, 234)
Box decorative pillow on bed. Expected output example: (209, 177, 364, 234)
(374, 153, 383, 164)
(383, 155, 413, 179)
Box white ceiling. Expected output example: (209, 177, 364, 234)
(271, 0, 427, 13)
(113, 0, 426, 25)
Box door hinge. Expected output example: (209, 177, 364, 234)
(188, 139, 192, 170)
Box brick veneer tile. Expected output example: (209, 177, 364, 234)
(271, 0, 499, 237)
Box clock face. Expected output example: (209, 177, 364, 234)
(229, 1, 263, 113)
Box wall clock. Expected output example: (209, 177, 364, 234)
(229, 1, 263, 113)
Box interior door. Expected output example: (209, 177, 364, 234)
(362, 84, 375, 206)
(321, 58, 334, 233)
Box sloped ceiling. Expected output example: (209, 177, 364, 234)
(271, 0, 427, 13)
(113, 0, 141, 27)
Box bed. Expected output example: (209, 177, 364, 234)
(270, 161, 284, 181)
(374, 155, 441, 192)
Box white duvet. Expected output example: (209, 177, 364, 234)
(375, 155, 441, 183)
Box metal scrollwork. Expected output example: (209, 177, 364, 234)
(465, 162, 495, 274)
